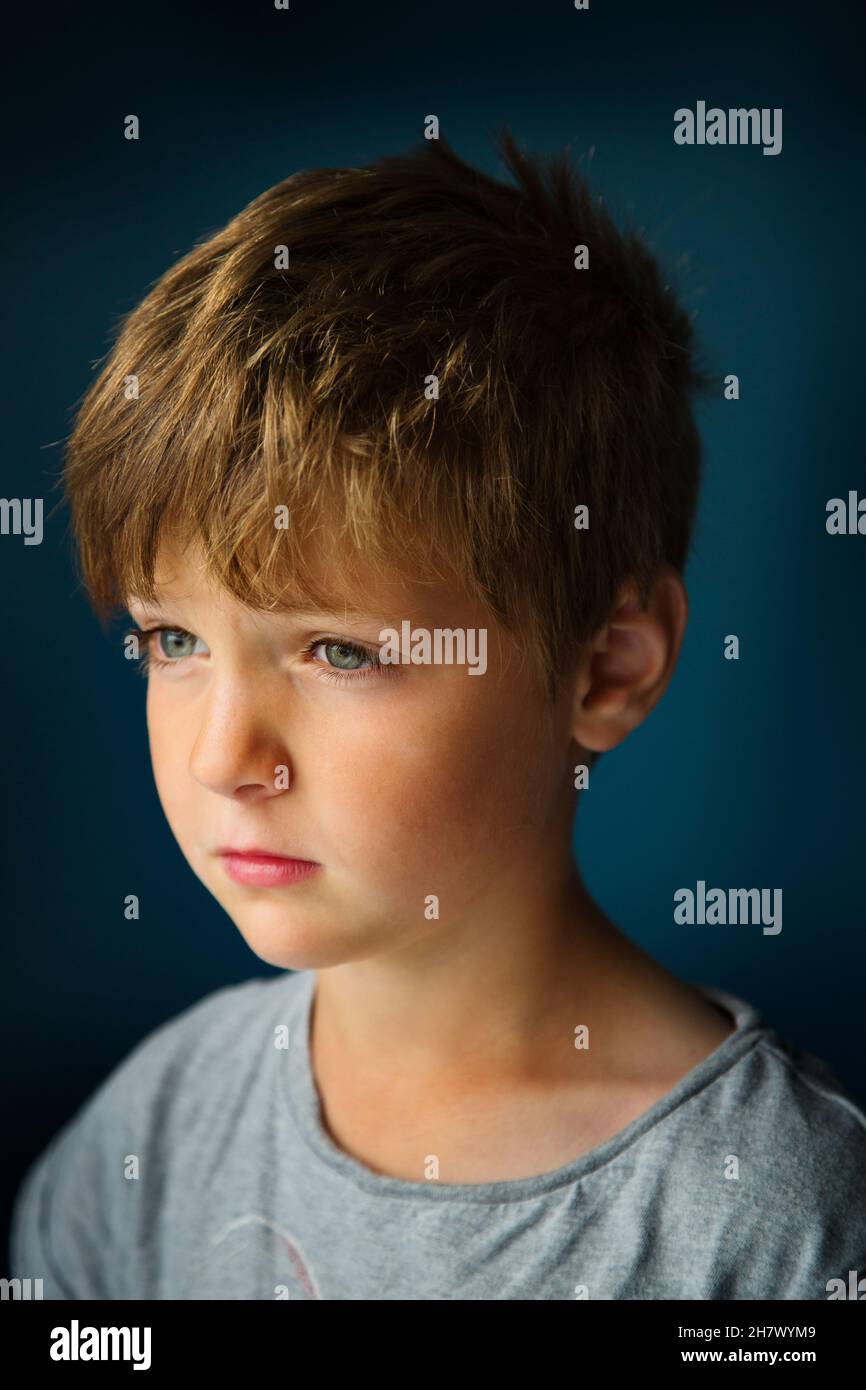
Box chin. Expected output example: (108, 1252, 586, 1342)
(228, 909, 382, 972)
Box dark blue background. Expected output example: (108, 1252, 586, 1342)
(3, 0, 865, 1266)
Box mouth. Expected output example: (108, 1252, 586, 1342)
(215, 848, 321, 888)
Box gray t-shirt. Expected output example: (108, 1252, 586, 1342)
(9, 968, 866, 1300)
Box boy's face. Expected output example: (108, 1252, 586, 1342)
(127, 537, 579, 970)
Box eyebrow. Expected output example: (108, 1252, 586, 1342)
(124, 597, 400, 625)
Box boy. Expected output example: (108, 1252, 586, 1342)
(10, 131, 866, 1300)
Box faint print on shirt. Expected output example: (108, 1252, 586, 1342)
(208, 1214, 323, 1299)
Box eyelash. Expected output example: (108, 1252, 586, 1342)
(123, 626, 393, 686)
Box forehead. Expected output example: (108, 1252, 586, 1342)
(127, 534, 485, 629)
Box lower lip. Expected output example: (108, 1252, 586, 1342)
(219, 853, 321, 887)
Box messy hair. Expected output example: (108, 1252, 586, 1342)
(61, 127, 711, 709)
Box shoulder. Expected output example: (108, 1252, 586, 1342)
(66, 970, 304, 1136)
(662, 1026, 866, 1299)
(711, 1028, 866, 1182)
(102, 969, 305, 1116)
(9, 971, 307, 1299)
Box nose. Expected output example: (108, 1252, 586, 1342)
(187, 682, 290, 800)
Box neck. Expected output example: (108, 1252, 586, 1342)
(308, 865, 652, 1095)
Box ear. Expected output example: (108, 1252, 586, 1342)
(570, 565, 688, 754)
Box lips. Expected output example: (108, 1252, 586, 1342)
(215, 846, 314, 861)
(216, 848, 321, 888)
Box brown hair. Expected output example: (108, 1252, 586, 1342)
(61, 128, 712, 706)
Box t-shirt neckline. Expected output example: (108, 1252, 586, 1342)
(281, 968, 769, 1204)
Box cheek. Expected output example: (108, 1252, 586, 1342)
(318, 684, 553, 871)
(145, 688, 194, 831)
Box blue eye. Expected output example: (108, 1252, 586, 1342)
(124, 626, 205, 676)
(305, 638, 387, 685)
(156, 630, 199, 660)
(316, 640, 373, 670)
